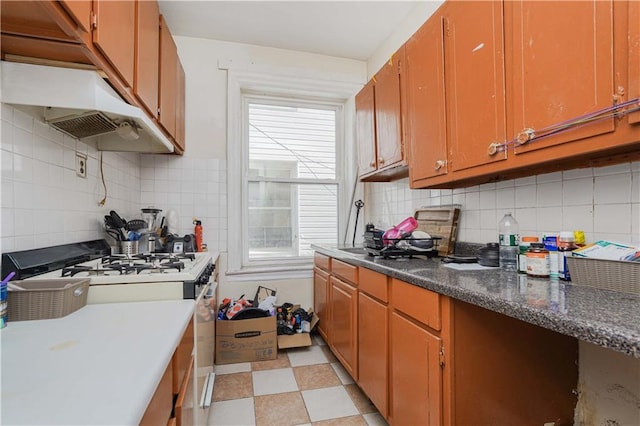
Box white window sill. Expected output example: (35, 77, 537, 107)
(225, 263, 313, 281)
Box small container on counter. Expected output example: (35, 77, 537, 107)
(543, 234, 559, 278)
(518, 236, 539, 274)
(557, 232, 578, 281)
(526, 243, 550, 278)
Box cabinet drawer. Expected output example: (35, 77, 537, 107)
(314, 253, 330, 271)
(175, 355, 194, 426)
(391, 279, 440, 331)
(140, 358, 173, 426)
(331, 259, 358, 285)
(359, 267, 388, 303)
(172, 320, 194, 394)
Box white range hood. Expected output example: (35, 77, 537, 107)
(0, 61, 174, 153)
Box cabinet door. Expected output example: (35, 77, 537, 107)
(92, 0, 135, 88)
(630, 0, 640, 124)
(358, 292, 388, 418)
(175, 356, 194, 426)
(175, 60, 186, 153)
(135, 0, 159, 118)
(0, 1, 83, 42)
(60, 0, 91, 33)
(356, 81, 377, 177)
(444, 1, 507, 172)
(159, 14, 178, 139)
(508, 0, 615, 154)
(375, 48, 404, 171)
(330, 276, 358, 380)
(390, 312, 442, 426)
(313, 267, 330, 343)
(406, 13, 448, 183)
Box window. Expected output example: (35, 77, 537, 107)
(244, 99, 339, 264)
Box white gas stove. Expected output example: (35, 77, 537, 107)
(2, 240, 218, 304)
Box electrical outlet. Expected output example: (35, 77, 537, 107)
(75, 153, 87, 178)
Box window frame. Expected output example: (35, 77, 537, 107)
(227, 69, 358, 276)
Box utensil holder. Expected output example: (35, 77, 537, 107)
(119, 241, 139, 256)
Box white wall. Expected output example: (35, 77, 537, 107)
(0, 104, 142, 253)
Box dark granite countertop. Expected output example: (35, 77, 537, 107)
(312, 245, 640, 358)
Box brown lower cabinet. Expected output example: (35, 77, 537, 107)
(140, 321, 195, 426)
(315, 255, 579, 425)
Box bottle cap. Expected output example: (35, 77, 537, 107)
(573, 230, 585, 244)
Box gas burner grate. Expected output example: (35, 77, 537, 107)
(62, 264, 133, 277)
(132, 261, 185, 274)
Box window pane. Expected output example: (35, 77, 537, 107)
(248, 103, 336, 180)
(247, 182, 338, 260)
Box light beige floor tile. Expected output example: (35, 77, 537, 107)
(287, 345, 328, 367)
(212, 372, 253, 402)
(330, 362, 354, 385)
(363, 412, 388, 426)
(311, 415, 368, 426)
(302, 386, 359, 422)
(254, 391, 310, 426)
(293, 364, 341, 390)
(252, 351, 291, 371)
(214, 362, 252, 375)
(345, 384, 377, 414)
(208, 397, 256, 426)
(253, 367, 298, 396)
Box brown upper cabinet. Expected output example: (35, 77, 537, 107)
(60, 1, 92, 34)
(135, 0, 160, 118)
(372, 0, 640, 189)
(0, 0, 186, 154)
(506, 0, 614, 156)
(629, 0, 640, 125)
(357, 47, 408, 181)
(405, 12, 447, 183)
(92, 0, 136, 88)
(159, 15, 179, 146)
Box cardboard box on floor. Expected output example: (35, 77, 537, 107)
(277, 307, 319, 350)
(215, 315, 277, 365)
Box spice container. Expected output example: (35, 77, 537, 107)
(526, 243, 550, 277)
(518, 236, 539, 274)
(557, 231, 578, 281)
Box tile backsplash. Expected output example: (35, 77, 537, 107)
(1, 105, 142, 252)
(365, 163, 640, 246)
(0, 104, 228, 254)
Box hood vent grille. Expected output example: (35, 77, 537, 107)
(47, 111, 118, 139)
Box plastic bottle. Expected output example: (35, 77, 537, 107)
(557, 231, 578, 281)
(573, 230, 586, 247)
(543, 233, 559, 278)
(193, 219, 203, 252)
(498, 213, 519, 271)
(518, 236, 539, 274)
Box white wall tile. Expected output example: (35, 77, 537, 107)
(496, 187, 515, 209)
(563, 167, 593, 180)
(13, 126, 33, 157)
(2, 150, 13, 180)
(537, 171, 562, 183)
(536, 182, 562, 207)
(593, 204, 631, 235)
(562, 206, 594, 234)
(515, 184, 537, 208)
(2, 103, 14, 123)
(632, 173, 640, 203)
(594, 174, 631, 205)
(13, 108, 33, 132)
(2, 120, 13, 152)
(563, 178, 593, 206)
(479, 190, 496, 210)
(2, 208, 15, 235)
(631, 204, 640, 243)
(593, 163, 631, 176)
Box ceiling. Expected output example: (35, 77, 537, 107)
(157, 1, 422, 61)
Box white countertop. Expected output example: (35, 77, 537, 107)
(1, 300, 195, 425)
